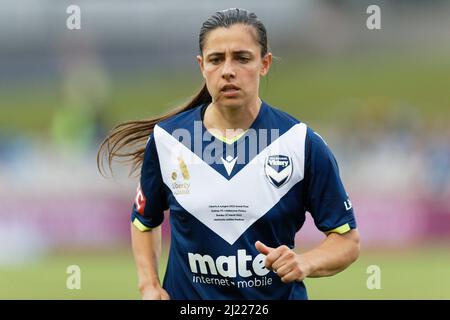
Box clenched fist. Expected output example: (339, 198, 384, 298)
(255, 241, 312, 283)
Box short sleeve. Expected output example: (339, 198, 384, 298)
(304, 128, 356, 234)
(130, 133, 168, 231)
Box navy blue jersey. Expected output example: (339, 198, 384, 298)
(131, 101, 356, 300)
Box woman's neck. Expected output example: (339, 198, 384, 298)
(203, 97, 262, 138)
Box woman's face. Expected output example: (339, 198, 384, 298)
(197, 24, 272, 109)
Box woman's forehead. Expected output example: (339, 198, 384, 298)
(202, 24, 259, 55)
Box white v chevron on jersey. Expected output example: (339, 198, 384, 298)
(154, 123, 307, 245)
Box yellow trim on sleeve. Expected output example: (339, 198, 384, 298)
(132, 218, 152, 232)
(325, 223, 350, 235)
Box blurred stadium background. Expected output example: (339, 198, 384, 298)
(1, 0, 449, 299)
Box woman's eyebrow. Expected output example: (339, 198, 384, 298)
(233, 50, 253, 56)
(206, 50, 254, 58)
(206, 52, 225, 59)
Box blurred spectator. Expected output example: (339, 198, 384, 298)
(51, 35, 110, 156)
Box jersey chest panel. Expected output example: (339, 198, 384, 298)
(154, 123, 307, 245)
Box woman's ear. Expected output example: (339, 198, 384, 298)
(260, 52, 272, 77)
(197, 55, 206, 79)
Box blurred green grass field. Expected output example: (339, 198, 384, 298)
(2, 52, 450, 136)
(1, 245, 449, 299)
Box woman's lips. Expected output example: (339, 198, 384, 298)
(221, 85, 240, 97)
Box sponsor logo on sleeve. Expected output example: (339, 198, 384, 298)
(344, 198, 353, 211)
(135, 184, 146, 215)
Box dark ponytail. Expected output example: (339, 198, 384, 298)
(97, 8, 268, 176)
(97, 84, 211, 176)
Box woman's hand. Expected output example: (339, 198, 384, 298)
(255, 241, 312, 283)
(141, 285, 171, 300)
(255, 229, 360, 281)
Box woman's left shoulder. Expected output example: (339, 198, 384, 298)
(264, 102, 304, 128)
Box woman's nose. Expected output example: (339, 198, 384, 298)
(221, 59, 236, 80)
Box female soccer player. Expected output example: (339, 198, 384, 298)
(98, 8, 360, 300)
